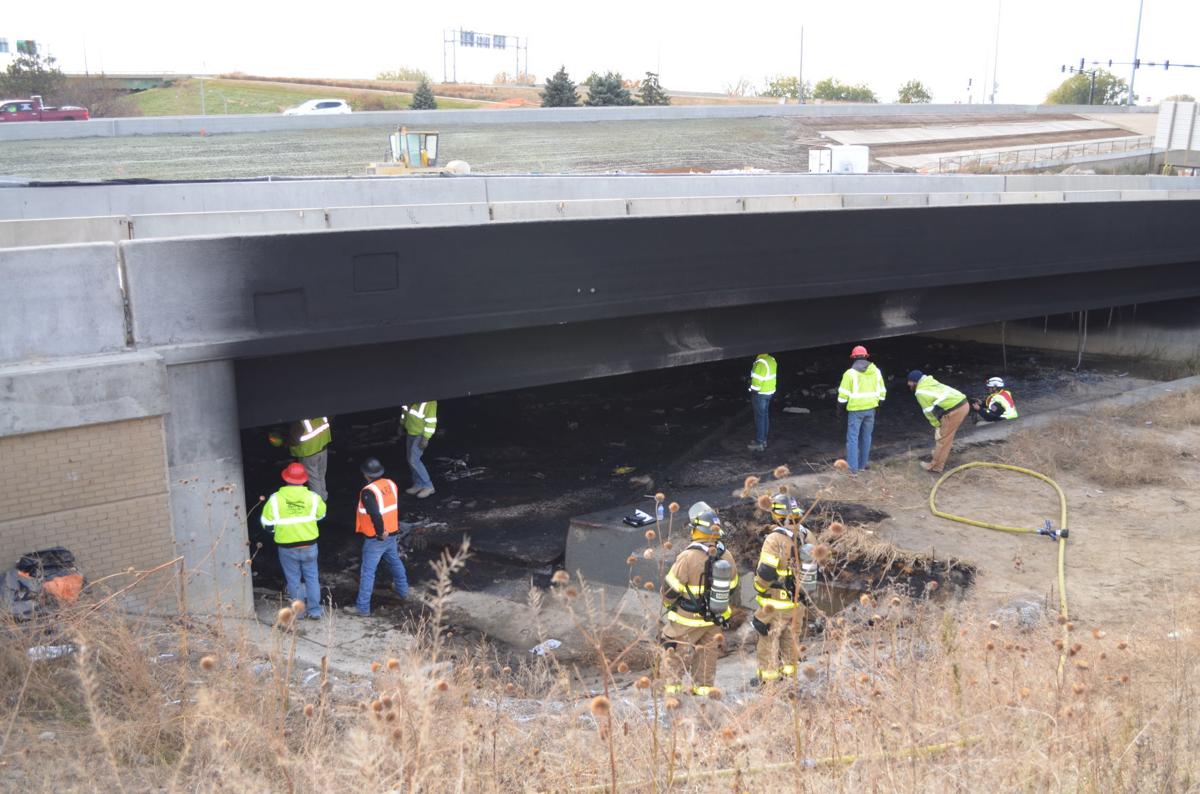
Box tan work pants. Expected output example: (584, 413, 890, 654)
(754, 604, 804, 680)
(931, 402, 969, 473)
(661, 619, 722, 690)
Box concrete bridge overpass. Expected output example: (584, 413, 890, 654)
(2, 172, 1199, 615)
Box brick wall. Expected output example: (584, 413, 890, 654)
(0, 417, 177, 609)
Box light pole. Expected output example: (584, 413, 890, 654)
(1128, 0, 1144, 105)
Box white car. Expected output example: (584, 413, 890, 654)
(283, 99, 352, 116)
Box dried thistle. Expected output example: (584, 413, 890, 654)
(590, 695, 612, 717)
(386, 658, 400, 670)
(435, 680, 450, 692)
(668, 502, 680, 513)
(773, 465, 790, 479)
(275, 607, 295, 625)
(828, 521, 845, 536)
(644, 529, 656, 541)
(755, 494, 772, 511)
(303, 703, 314, 718)
(654, 492, 666, 503)
(1092, 629, 1106, 640)
(371, 662, 382, 673)
(290, 599, 306, 614)
(626, 555, 638, 566)
(199, 655, 217, 671)
(551, 570, 570, 585)
(704, 687, 723, 701)
(811, 544, 831, 563)
(643, 581, 655, 591)
(617, 661, 630, 674)
(663, 541, 673, 550)
(833, 459, 849, 471)
(801, 665, 817, 680)
(665, 697, 681, 711)
(635, 676, 651, 690)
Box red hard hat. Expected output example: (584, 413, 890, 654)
(282, 462, 308, 485)
(850, 345, 869, 358)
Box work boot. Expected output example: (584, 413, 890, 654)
(405, 485, 422, 495)
(415, 487, 436, 499)
(920, 461, 934, 472)
(341, 605, 369, 617)
(747, 441, 766, 452)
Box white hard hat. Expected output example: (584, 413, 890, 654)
(986, 377, 1005, 389)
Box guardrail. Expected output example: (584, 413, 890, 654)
(937, 136, 1156, 173)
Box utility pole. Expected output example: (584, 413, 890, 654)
(991, 0, 1002, 103)
(798, 25, 805, 103)
(1128, 0, 1144, 105)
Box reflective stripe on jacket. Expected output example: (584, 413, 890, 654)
(748, 355, 777, 396)
(289, 417, 331, 459)
(261, 485, 326, 546)
(987, 390, 1019, 420)
(356, 477, 400, 537)
(837, 363, 887, 411)
(913, 375, 967, 428)
(754, 527, 801, 610)
(662, 543, 739, 626)
(402, 402, 438, 439)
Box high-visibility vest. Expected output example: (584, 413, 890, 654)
(356, 478, 400, 538)
(913, 375, 967, 428)
(754, 527, 800, 611)
(289, 417, 331, 459)
(749, 354, 777, 396)
(402, 402, 438, 439)
(261, 485, 326, 546)
(837, 363, 887, 411)
(987, 389, 1019, 420)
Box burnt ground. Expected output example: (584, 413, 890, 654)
(242, 330, 1179, 609)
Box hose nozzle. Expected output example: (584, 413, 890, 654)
(1038, 520, 1068, 541)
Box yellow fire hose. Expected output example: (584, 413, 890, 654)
(929, 461, 1070, 683)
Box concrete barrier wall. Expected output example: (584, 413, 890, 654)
(0, 103, 1159, 142)
(0, 243, 126, 362)
(0, 216, 127, 247)
(6, 173, 1200, 223)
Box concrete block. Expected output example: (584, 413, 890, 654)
(164, 360, 252, 615)
(131, 208, 327, 238)
(627, 196, 744, 216)
(0, 216, 127, 248)
(841, 193, 929, 208)
(1168, 190, 1200, 200)
(742, 194, 843, 212)
(489, 199, 629, 222)
(325, 202, 489, 229)
(1118, 190, 1170, 201)
(0, 243, 126, 363)
(1064, 190, 1125, 203)
(926, 192, 1002, 206)
(998, 191, 1064, 204)
(0, 352, 167, 438)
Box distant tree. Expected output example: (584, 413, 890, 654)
(762, 75, 811, 101)
(0, 50, 65, 100)
(494, 71, 537, 86)
(724, 77, 754, 97)
(410, 77, 438, 110)
(812, 77, 877, 103)
(583, 71, 634, 106)
(638, 72, 671, 105)
(897, 79, 932, 104)
(540, 66, 580, 107)
(377, 67, 431, 82)
(1045, 69, 1131, 105)
(1163, 94, 1196, 103)
(64, 76, 143, 118)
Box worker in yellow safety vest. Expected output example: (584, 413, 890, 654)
(751, 493, 816, 685)
(748, 353, 777, 452)
(837, 345, 886, 474)
(660, 507, 739, 697)
(401, 402, 438, 499)
(261, 462, 327, 620)
(972, 377, 1019, 422)
(907, 370, 970, 474)
(283, 417, 332, 500)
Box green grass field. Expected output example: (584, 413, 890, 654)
(131, 78, 486, 116)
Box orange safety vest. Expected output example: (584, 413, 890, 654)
(355, 478, 400, 537)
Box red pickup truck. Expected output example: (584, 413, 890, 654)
(0, 95, 89, 122)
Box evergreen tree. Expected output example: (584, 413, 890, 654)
(583, 71, 634, 106)
(637, 72, 671, 106)
(410, 77, 438, 110)
(0, 50, 65, 100)
(540, 66, 580, 107)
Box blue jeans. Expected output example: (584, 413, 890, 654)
(277, 544, 322, 618)
(846, 408, 876, 473)
(406, 434, 433, 489)
(752, 393, 772, 445)
(355, 534, 409, 614)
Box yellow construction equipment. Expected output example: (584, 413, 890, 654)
(367, 126, 458, 175)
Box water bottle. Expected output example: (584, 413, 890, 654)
(800, 544, 819, 593)
(656, 501, 665, 523)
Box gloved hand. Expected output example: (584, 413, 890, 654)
(418, 437, 429, 450)
(836, 403, 846, 420)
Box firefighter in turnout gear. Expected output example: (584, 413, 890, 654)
(751, 493, 815, 684)
(660, 507, 739, 697)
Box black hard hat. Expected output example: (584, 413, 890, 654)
(360, 457, 385, 478)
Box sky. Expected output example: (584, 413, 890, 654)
(7, 0, 1200, 103)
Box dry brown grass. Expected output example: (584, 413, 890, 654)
(2, 549, 1199, 792)
(1110, 389, 1200, 430)
(998, 415, 1183, 489)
